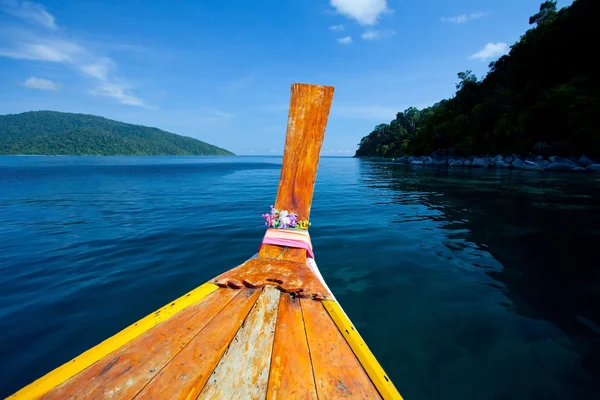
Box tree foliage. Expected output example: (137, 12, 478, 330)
(355, 0, 600, 158)
(0, 111, 234, 156)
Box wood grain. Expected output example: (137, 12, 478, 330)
(133, 288, 261, 400)
(301, 298, 381, 399)
(198, 286, 280, 399)
(266, 293, 317, 400)
(258, 83, 334, 263)
(39, 288, 237, 400)
(275, 83, 334, 221)
(9, 283, 220, 400)
(212, 257, 332, 299)
(258, 245, 307, 263)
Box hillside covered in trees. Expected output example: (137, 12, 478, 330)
(0, 111, 234, 156)
(356, 0, 599, 158)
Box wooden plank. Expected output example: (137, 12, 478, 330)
(199, 286, 281, 399)
(40, 288, 239, 400)
(134, 288, 261, 400)
(8, 282, 219, 400)
(301, 298, 381, 399)
(266, 293, 317, 400)
(258, 83, 334, 263)
(322, 300, 403, 400)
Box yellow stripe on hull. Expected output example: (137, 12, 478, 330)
(8, 282, 219, 400)
(322, 299, 403, 400)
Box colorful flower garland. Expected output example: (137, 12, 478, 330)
(262, 205, 310, 230)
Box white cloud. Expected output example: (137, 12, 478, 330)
(21, 76, 59, 90)
(330, 0, 389, 26)
(334, 105, 398, 119)
(0, 3, 147, 107)
(470, 42, 508, 60)
(194, 108, 234, 125)
(337, 36, 353, 45)
(80, 60, 113, 80)
(441, 12, 487, 24)
(0, 40, 83, 62)
(361, 29, 395, 40)
(89, 83, 145, 107)
(329, 24, 345, 32)
(1, 0, 57, 29)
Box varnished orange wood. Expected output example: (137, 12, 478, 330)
(274, 83, 334, 221)
(266, 293, 318, 400)
(301, 298, 381, 399)
(133, 288, 261, 400)
(258, 83, 334, 263)
(258, 245, 306, 263)
(212, 257, 331, 299)
(39, 288, 238, 400)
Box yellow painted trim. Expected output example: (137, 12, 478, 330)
(322, 299, 403, 400)
(8, 282, 220, 400)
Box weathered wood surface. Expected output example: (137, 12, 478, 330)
(258, 83, 334, 263)
(212, 257, 332, 299)
(39, 287, 236, 400)
(9, 283, 220, 400)
(266, 293, 318, 400)
(133, 288, 261, 400)
(199, 286, 280, 399)
(274, 83, 334, 220)
(301, 299, 381, 399)
(258, 245, 307, 263)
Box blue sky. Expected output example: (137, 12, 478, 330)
(0, 0, 574, 155)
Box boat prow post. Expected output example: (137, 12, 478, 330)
(258, 83, 334, 263)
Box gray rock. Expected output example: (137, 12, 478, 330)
(500, 162, 512, 168)
(394, 156, 408, 164)
(536, 155, 545, 161)
(411, 156, 433, 166)
(471, 158, 488, 168)
(504, 156, 513, 163)
(534, 160, 552, 169)
(434, 159, 448, 166)
(587, 164, 600, 172)
(549, 156, 578, 167)
(493, 155, 504, 163)
(463, 160, 471, 166)
(512, 159, 543, 171)
(407, 156, 416, 163)
(572, 167, 586, 172)
(545, 162, 577, 171)
(448, 159, 464, 167)
(578, 155, 594, 167)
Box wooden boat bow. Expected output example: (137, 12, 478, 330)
(9, 83, 403, 400)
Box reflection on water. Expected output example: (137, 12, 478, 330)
(347, 161, 600, 399)
(1, 156, 599, 399)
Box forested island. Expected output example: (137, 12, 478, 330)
(355, 0, 599, 171)
(0, 111, 234, 156)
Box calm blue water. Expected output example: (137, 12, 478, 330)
(1, 156, 600, 399)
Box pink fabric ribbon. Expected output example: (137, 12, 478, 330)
(260, 228, 314, 258)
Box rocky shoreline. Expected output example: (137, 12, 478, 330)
(393, 154, 600, 172)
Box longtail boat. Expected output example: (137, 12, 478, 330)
(9, 83, 402, 400)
